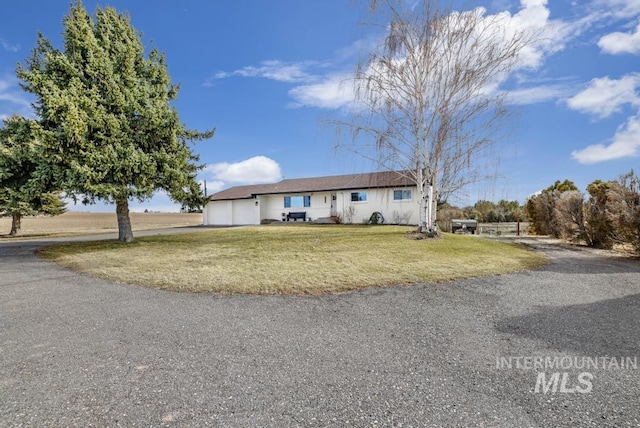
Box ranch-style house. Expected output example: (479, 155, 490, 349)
(203, 171, 421, 226)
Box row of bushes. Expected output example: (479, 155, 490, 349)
(436, 200, 525, 232)
(526, 172, 640, 252)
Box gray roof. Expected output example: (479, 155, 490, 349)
(210, 171, 415, 201)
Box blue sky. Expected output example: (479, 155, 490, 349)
(1, 0, 639, 211)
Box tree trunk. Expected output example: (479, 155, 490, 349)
(420, 194, 428, 233)
(9, 213, 22, 236)
(416, 167, 428, 233)
(116, 199, 134, 242)
(429, 184, 437, 233)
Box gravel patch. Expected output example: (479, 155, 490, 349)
(1, 234, 639, 427)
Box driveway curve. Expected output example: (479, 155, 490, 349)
(1, 232, 639, 427)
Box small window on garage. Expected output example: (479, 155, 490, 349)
(351, 192, 367, 202)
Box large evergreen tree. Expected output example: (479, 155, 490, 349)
(17, 1, 213, 242)
(0, 116, 66, 236)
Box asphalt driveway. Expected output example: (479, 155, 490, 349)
(1, 233, 639, 427)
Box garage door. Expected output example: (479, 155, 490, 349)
(232, 199, 259, 225)
(207, 201, 231, 225)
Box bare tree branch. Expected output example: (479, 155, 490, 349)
(330, 0, 535, 232)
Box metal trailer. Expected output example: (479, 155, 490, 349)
(451, 219, 478, 234)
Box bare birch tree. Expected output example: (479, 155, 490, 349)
(334, 0, 535, 233)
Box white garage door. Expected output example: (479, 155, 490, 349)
(232, 199, 259, 225)
(207, 201, 231, 225)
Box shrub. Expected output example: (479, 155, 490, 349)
(553, 191, 586, 242)
(526, 179, 578, 237)
(342, 205, 356, 224)
(436, 204, 465, 232)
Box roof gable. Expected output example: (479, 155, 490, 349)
(210, 171, 415, 201)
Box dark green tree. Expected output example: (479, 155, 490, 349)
(496, 200, 523, 222)
(546, 179, 578, 194)
(473, 200, 496, 222)
(17, 1, 213, 242)
(0, 116, 66, 236)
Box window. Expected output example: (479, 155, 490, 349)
(394, 189, 412, 200)
(284, 195, 311, 208)
(351, 192, 367, 202)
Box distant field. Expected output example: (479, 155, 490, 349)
(0, 212, 202, 238)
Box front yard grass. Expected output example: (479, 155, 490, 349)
(39, 225, 547, 294)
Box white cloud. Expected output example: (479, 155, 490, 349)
(506, 83, 576, 105)
(0, 91, 31, 108)
(484, 0, 640, 100)
(571, 115, 640, 164)
(0, 75, 33, 118)
(499, 0, 640, 73)
(206, 0, 592, 113)
(200, 179, 225, 195)
(206, 60, 317, 85)
(592, 0, 640, 19)
(204, 0, 636, 114)
(0, 78, 9, 92)
(566, 2, 640, 165)
(598, 22, 640, 55)
(486, 0, 579, 72)
(289, 0, 562, 111)
(288, 74, 356, 110)
(206, 1, 565, 110)
(205, 156, 282, 184)
(0, 39, 20, 52)
(334, 33, 383, 63)
(207, 58, 358, 109)
(566, 74, 640, 118)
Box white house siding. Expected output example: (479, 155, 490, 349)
(334, 188, 420, 224)
(204, 187, 420, 226)
(259, 192, 333, 222)
(232, 199, 260, 225)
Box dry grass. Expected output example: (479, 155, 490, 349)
(0, 212, 202, 238)
(39, 225, 548, 294)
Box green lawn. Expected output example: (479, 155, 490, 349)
(39, 225, 547, 294)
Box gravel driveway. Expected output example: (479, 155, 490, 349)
(1, 233, 639, 427)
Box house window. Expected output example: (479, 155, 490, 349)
(284, 195, 311, 208)
(394, 189, 412, 200)
(351, 192, 367, 202)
